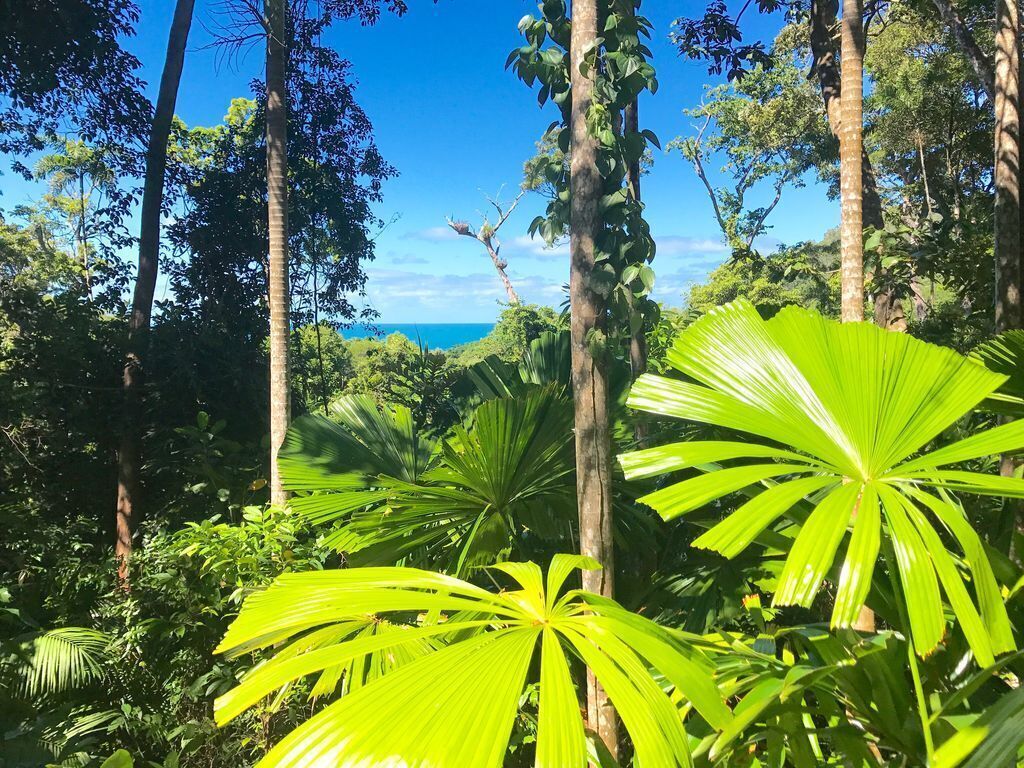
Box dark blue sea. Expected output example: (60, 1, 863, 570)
(339, 323, 495, 350)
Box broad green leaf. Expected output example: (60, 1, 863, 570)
(537, 628, 586, 768)
(621, 300, 1021, 659)
(215, 556, 728, 767)
(833, 483, 880, 627)
(639, 463, 815, 521)
(692, 475, 835, 558)
(877, 485, 944, 655)
(775, 483, 860, 607)
(619, 440, 817, 481)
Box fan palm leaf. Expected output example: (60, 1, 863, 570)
(280, 387, 577, 570)
(214, 554, 731, 768)
(277, 395, 435, 546)
(619, 300, 1021, 662)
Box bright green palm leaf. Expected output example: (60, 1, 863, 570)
(344, 387, 577, 569)
(619, 440, 818, 480)
(907, 487, 1015, 651)
(775, 483, 861, 607)
(537, 627, 586, 768)
(692, 476, 836, 558)
(833, 483, 881, 627)
(278, 395, 435, 530)
(620, 300, 1022, 659)
(638, 464, 818, 520)
(13, 627, 109, 697)
(215, 555, 730, 768)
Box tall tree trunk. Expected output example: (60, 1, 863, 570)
(115, 0, 195, 583)
(266, 0, 291, 506)
(569, 0, 617, 755)
(839, 0, 878, 632)
(994, 0, 1022, 536)
(810, 0, 905, 331)
(840, 0, 865, 323)
(994, 0, 1021, 334)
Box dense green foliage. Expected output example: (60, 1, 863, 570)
(5, 0, 1024, 765)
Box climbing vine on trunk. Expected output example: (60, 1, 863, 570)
(508, 0, 661, 354)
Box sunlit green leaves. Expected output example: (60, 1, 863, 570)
(9, 627, 110, 698)
(280, 387, 577, 572)
(620, 300, 1020, 661)
(215, 555, 731, 768)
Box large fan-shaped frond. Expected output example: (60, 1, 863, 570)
(215, 555, 731, 768)
(620, 300, 1020, 661)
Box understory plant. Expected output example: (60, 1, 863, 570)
(209, 300, 1024, 767)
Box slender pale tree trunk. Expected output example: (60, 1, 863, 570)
(810, 0, 903, 332)
(839, 0, 877, 632)
(569, 0, 617, 755)
(482, 239, 520, 303)
(266, 0, 291, 506)
(840, 0, 865, 323)
(115, 0, 195, 584)
(994, 0, 1021, 334)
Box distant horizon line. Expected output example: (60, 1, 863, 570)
(340, 321, 496, 327)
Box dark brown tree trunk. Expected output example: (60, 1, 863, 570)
(115, 0, 195, 584)
(569, 0, 617, 755)
(266, 0, 291, 507)
(994, 0, 1022, 532)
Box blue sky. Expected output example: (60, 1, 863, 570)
(2, 0, 838, 322)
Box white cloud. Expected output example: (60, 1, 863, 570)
(506, 234, 570, 260)
(402, 225, 457, 242)
(388, 252, 428, 265)
(361, 268, 562, 322)
(655, 235, 729, 257)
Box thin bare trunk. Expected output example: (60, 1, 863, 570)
(994, 0, 1021, 334)
(840, 0, 865, 323)
(266, 0, 290, 506)
(115, 0, 195, 584)
(447, 193, 524, 304)
(570, 0, 617, 755)
(930, 0, 996, 98)
(918, 133, 934, 217)
(483, 240, 520, 303)
(839, 0, 878, 633)
(78, 171, 93, 299)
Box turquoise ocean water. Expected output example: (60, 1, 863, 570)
(339, 323, 495, 350)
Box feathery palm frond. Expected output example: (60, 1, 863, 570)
(10, 627, 110, 697)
